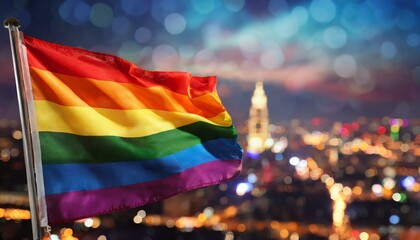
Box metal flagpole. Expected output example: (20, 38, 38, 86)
(3, 18, 42, 240)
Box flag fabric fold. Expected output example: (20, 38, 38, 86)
(21, 35, 243, 225)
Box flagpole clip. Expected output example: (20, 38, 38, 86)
(3, 17, 21, 29)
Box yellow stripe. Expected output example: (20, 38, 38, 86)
(35, 100, 233, 137)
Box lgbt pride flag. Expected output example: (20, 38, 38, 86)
(20, 35, 243, 225)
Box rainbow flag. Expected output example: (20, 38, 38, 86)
(21, 36, 243, 225)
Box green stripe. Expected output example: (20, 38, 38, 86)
(39, 121, 238, 165)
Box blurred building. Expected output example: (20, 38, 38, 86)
(247, 82, 270, 154)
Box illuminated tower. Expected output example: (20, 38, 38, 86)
(247, 81, 270, 153)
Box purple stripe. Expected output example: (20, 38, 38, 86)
(45, 160, 242, 224)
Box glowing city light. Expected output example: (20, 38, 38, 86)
(298, 159, 308, 168)
(359, 232, 369, 240)
(402, 176, 415, 190)
(203, 207, 214, 218)
(247, 173, 257, 183)
(50, 234, 60, 240)
(137, 210, 146, 218)
(236, 182, 253, 196)
(371, 184, 384, 197)
(382, 177, 396, 190)
(389, 215, 400, 225)
(133, 215, 143, 224)
(84, 218, 94, 228)
(392, 192, 407, 203)
(289, 156, 300, 166)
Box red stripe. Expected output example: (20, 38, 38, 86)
(24, 35, 216, 96)
(44, 160, 242, 224)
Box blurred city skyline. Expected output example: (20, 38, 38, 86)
(1, 1, 420, 239)
(1, 0, 420, 122)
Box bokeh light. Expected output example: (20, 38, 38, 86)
(224, 0, 245, 12)
(309, 0, 336, 23)
(334, 54, 357, 78)
(323, 26, 347, 49)
(90, 2, 114, 28)
(164, 13, 186, 35)
(112, 16, 131, 34)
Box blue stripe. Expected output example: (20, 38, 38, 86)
(43, 138, 243, 195)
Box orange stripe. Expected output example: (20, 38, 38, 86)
(31, 67, 225, 118)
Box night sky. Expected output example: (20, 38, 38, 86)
(1, 0, 420, 123)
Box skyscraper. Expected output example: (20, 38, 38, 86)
(247, 82, 270, 153)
